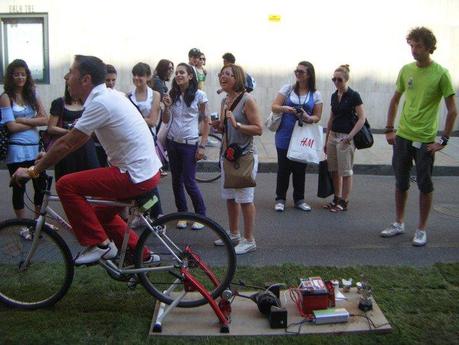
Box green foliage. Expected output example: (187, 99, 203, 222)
(1, 264, 458, 345)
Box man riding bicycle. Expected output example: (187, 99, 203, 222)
(12, 55, 163, 265)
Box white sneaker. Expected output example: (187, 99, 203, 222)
(191, 222, 205, 230)
(214, 232, 241, 246)
(274, 202, 285, 212)
(234, 238, 256, 255)
(176, 220, 187, 229)
(380, 222, 405, 238)
(75, 241, 118, 265)
(295, 201, 312, 212)
(412, 230, 427, 247)
(144, 252, 161, 266)
(19, 227, 33, 241)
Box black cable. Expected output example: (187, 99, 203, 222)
(350, 313, 390, 330)
(285, 318, 313, 335)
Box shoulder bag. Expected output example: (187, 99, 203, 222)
(222, 92, 256, 189)
(265, 111, 282, 132)
(353, 117, 374, 150)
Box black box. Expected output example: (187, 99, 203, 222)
(269, 306, 287, 329)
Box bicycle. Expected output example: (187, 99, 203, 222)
(196, 132, 222, 183)
(0, 175, 236, 315)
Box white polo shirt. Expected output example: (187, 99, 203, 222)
(75, 84, 162, 183)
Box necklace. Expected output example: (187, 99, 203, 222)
(226, 91, 242, 108)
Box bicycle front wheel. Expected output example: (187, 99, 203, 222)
(0, 219, 74, 309)
(196, 133, 222, 183)
(135, 212, 236, 308)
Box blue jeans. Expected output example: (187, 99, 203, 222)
(166, 140, 206, 215)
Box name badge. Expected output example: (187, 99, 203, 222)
(412, 141, 422, 149)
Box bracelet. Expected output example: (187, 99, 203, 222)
(198, 144, 206, 149)
(439, 135, 449, 146)
(236, 122, 241, 129)
(27, 166, 40, 179)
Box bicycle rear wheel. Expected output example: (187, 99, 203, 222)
(196, 133, 222, 183)
(0, 219, 74, 309)
(135, 212, 236, 308)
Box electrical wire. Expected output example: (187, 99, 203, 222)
(350, 313, 390, 330)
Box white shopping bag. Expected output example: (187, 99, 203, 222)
(287, 123, 323, 164)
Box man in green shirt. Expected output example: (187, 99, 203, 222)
(381, 27, 457, 246)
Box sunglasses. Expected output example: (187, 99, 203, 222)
(199, 57, 206, 61)
(294, 69, 307, 75)
(218, 71, 234, 78)
(332, 77, 344, 83)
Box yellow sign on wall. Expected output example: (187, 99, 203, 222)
(268, 14, 281, 22)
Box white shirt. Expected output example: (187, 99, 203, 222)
(168, 89, 208, 140)
(279, 84, 323, 105)
(75, 84, 162, 183)
(129, 87, 154, 119)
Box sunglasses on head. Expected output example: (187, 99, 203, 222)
(332, 77, 344, 83)
(294, 69, 307, 75)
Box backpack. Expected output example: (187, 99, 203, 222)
(0, 93, 10, 161)
(0, 125, 8, 161)
(245, 73, 256, 93)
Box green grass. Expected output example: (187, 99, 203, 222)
(1, 263, 458, 345)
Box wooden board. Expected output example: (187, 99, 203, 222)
(149, 288, 392, 336)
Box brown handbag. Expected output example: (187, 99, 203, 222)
(223, 151, 256, 188)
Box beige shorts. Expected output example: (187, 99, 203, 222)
(220, 154, 258, 204)
(326, 131, 355, 176)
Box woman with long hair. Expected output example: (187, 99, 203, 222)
(151, 59, 174, 97)
(0, 59, 48, 224)
(271, 61, 323, 212)
(212, 64, 263, 255)
(324, 64, 366, 212)
(47, 83, 99, 181)
(162, 63, 209, 229)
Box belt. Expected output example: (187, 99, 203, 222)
(168, 136, 199, 145)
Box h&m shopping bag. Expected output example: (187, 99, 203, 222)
(287, 123, 323, 164)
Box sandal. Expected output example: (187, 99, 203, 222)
(330, 199, 348, 212)
(323, 196, 339, 209)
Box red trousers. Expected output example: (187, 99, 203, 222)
(56, 167, 160, 254)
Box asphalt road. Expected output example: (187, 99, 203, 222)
(1, 170, 458, 267)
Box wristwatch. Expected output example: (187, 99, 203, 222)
(27, 166, 40, 179)
(384, 126, 395, 134)
(439, 135, 449, 146)
(198, 144, 206, 149)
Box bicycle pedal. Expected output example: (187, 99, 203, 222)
(127, 276, 138, 289)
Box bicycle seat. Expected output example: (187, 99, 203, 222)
(133, 190, 158, 213)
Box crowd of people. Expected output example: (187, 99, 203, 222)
(1, 27, 456, 260)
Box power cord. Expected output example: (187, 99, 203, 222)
(350, 313, 390, 330)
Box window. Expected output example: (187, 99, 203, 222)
(0, 13, 49, 84)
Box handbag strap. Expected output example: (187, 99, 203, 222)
(223, 91, 247, 149)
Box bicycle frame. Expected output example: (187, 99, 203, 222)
(22, 175, 179, 278)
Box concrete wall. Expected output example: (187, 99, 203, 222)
(1, 0, 458, 130)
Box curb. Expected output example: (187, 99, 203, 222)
(2, 163, 458, 176)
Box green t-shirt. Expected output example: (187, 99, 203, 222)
(396, 61, 455, 142)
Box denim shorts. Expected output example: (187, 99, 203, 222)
(392, 136, 434, 193)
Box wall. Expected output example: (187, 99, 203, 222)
(1, 0, 458, 129)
